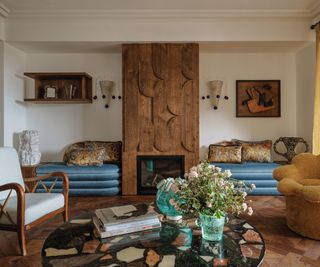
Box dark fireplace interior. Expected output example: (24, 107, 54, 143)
(137, 155, 185, 195)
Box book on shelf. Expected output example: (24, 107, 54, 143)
(95, 203, 159, 232)
(93, 216, 161, 238)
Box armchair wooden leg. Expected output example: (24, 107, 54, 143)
(63, 208, 68, 222)
(17, 227, 27, 256)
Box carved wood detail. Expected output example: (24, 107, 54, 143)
(122, 43, 199, 195)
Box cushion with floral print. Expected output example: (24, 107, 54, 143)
(84, 141, 122, 163)
(232, 139, 272, 162)
(66, 147, 105, 166)
(208, 144, 242, 163)
(63, 141, 122, 163)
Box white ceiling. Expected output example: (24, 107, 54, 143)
(8, 41, 310, 54)
(1, 0, 319, 12)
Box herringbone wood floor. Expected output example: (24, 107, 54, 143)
(0, 196, 319, 267)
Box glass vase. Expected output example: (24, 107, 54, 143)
(199, 213, 225, 241)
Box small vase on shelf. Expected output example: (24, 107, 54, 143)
(156, 178, 182, 221)
(199, 213, 225, 241)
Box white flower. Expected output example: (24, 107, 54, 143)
(247, 207, 253, 216)
(242, 191, 247, 197)
(189, 170, 199, 179)
(206, 201, 212, 208)
(190, 166, 198, 173)
(214, 166, 222, 172)
(242, 203, 248, 211)
(224, 170, 232, 178)
(251, 184, 256, 190)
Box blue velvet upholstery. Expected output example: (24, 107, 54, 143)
(36, 163, 121, 196)
(210, 162, 281, 195)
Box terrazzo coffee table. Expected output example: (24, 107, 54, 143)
(42, 206, 265, 267)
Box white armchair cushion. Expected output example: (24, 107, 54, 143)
(0, 193, 64, 225)
(0, 147, 25, 200)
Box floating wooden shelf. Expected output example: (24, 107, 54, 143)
(24, 72, 93, 104)
(24, 98, 92, 104)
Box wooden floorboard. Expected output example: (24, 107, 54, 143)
(0, 196, 319, 266)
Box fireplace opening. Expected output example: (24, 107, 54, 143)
(137, 155, 185, 195)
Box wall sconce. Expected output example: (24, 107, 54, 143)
(93, 79, 122, 108)
(201, 79, 229, 110)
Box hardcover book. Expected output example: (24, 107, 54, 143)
(93, 217, 161, 238)
(95, 203, 159, 231)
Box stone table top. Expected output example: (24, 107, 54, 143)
(42, 207, 265, 267)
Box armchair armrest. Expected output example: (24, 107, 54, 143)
(24, 172, 69, 198)
(0, 183, 25, 225)
(277, 178, 303, 196)
(273, 165, 302, 181)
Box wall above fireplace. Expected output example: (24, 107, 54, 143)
(122, 43, 199, 195)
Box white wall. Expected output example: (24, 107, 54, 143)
(199, 53, 297, 160)
(3, 43, 26, 148)
(24, 51, 298, 162)
(296, 43, 316, 148)
(25, 53, 122, 161)
(0, 41, 4, 146)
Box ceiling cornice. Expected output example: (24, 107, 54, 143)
(3, 9, 315, 22)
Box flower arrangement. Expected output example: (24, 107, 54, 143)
(173, 161, 255, 218)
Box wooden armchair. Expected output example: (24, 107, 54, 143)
(0, 147, 69, 256)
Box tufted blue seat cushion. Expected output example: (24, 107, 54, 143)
(36, 162, 121, 196)
(210, 162, 280, 195)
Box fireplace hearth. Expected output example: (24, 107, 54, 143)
(137, 155, 185, 195)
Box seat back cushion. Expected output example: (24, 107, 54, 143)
(0, 147, 25, 200)
(63, 141, 122, 163)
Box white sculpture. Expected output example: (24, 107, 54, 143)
(18, 130, 41, 166)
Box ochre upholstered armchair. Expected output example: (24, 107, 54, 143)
(0, 147, 69, 255)
(273, 153, 320, 240)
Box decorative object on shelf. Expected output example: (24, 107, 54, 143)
(24, 72, 92, 104)
(274, 137, 309, 163)
(64, 84, 77, 99)
(156, 178, 183, 221)
(236, 80, 281, 117)
(44, 85, 58, 99)
(174, 161, 254, 241)
(18, 130, 41, 166)
(201, 79, 229, 110)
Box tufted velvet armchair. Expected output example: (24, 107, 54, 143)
(0, 147, 69, 255)
(273, 153, 320, 240)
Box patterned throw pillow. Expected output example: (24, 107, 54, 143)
(66, 147, 105, 166)
(63, 141, 122, 163)
(85, 141, 122, 162)
(208, 144, 242, 163)
(63, 142, 85, 162)
(233, 139, 272, 163)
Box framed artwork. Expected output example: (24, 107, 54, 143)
(236, 80, 281, 117)
(44, 85, 58, 99)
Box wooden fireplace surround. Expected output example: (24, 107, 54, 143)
(122, 43, 199, 195)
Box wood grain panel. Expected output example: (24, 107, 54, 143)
(122, 45, 140, 152)
(122, 43, 199, 195)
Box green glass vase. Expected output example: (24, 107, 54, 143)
(199, 213, 225, 241)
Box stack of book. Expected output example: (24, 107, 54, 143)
(93, 203, 161, 238)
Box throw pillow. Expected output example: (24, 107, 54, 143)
(66, 147, 105, 166)
(233, 139, 272, 162)
(85, 141, 122, 162)
(208, 144, 242, 163)
(63, 142, 85, 162)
